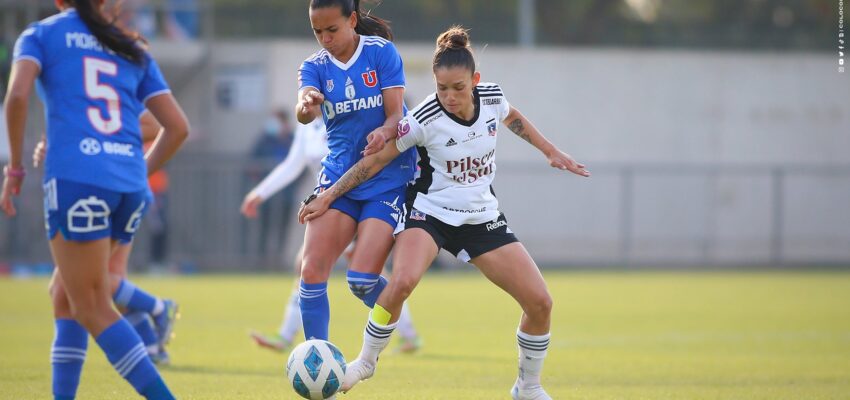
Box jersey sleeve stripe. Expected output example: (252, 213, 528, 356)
(365, 36, 389, 44)
(142, 89, 172, 105)
(416, 107, 442, 124)
(413, 106, 440, 123)
(479, 93, 504, 98)
(381, 84, 405, 90)
(13, 55, 42, 70)
(412, 100, 439, 119)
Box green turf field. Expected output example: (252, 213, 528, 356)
(1, 271, 849, 399)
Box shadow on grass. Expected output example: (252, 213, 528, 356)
(162, 364, 281, 378)
(411, 352, 509, 364)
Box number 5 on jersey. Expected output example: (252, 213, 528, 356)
(84, 57, 122, 134)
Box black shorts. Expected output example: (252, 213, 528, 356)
(396, 207, 519, 262)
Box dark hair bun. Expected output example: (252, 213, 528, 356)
(436, 26, 470, 50)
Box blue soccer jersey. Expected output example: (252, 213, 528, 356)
(298, 35, 416, 200)
(13, 9, 171, 193)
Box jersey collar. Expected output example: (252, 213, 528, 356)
(437, 87, 481, 127)
(328, 35, 365, 71)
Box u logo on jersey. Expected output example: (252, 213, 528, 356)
(362, 70, 378, 88)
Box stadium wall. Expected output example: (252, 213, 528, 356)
(3, 41, 846, 269)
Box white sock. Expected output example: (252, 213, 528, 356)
(278, 290, 302, 341)
(396, 302, 417, 339)
(516, 330, 550, 388)
(151, 299, 165, 316)
(359, 313, 397, 364)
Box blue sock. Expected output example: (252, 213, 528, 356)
(52, 319, 88, 400)
(95, 319, 174, 399)
(299, 281, 329, 340)
(125, 312, 159, 353)
(346, 270, 388, 308)
(113, 279, 163, 316)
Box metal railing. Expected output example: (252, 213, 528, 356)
(3, 157, 849, 270)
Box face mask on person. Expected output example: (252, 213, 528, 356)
(263, 117, 282, 137)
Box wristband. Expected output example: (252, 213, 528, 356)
(3, 165, 25, 178)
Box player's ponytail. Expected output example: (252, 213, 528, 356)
(433, 26, 475, 73)
(68, 0, 146, 64)
(310, 0, 393, 41)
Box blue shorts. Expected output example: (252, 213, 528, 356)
(44, 178, 151, 244)
(313, 172, 406, 229)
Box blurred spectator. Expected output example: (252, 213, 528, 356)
(246, 110, 301, 256)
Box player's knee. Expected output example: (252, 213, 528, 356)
(347, 270, 387, 307)
(71, 295, 115, 329)
(539, 294, 553, 316)
(49, 283, 72, 317)
(525, 293, 553, 320)
(300, 255, 334, 283)
(388, 274, 417, 302)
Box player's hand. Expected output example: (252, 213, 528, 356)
(547, 149, 590, 177)
(299, 91, 325, 109)
(0, 170, 24, 217)
(33, 137, 46, 168)
(240, 192, 264, 219)
(362, 126, 392, 156)
(298, 193, 332, 224)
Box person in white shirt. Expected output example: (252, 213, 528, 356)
(241, 118, 421, 353)
(299, 26, 590, 400)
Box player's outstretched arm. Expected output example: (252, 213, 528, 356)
(503, 106, 590, 178)
(298, 141, 401, 223)
(241, 128, 309, 219)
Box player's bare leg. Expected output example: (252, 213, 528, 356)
(342, 228, 439, 393)
(471, 242, 553, 400)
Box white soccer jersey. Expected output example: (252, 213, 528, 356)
(395, 82, 511, 226)
(253, 119, 328, 200)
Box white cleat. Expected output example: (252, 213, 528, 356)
(340, 358, 376, 393)
(511, 380, 552, 400)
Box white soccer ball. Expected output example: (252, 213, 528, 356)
(286, 339, 347, 400)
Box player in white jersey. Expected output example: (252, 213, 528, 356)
(241, 119, 421, 353)
(299, 26, 590, 400)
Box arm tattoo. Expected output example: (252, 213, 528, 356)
(508, 118, 531, 144)
(330, 162, 370, 198)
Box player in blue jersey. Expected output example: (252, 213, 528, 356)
(1, 1, 188, 399)
(294, 0, 417, 342)
(33, 111, 179, 366)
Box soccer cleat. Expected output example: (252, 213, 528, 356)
(340, 358, 375, 393)
(395, 335, 422, 354)
(511, 380, 552, 400)
(153, 299, 179, 347)
(249, 331, 293, 353)
(150, 347, 171, 366)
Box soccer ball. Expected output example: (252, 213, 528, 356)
(286, 339, 347, 400)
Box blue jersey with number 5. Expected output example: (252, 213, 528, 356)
(13, 9, 171, 192)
